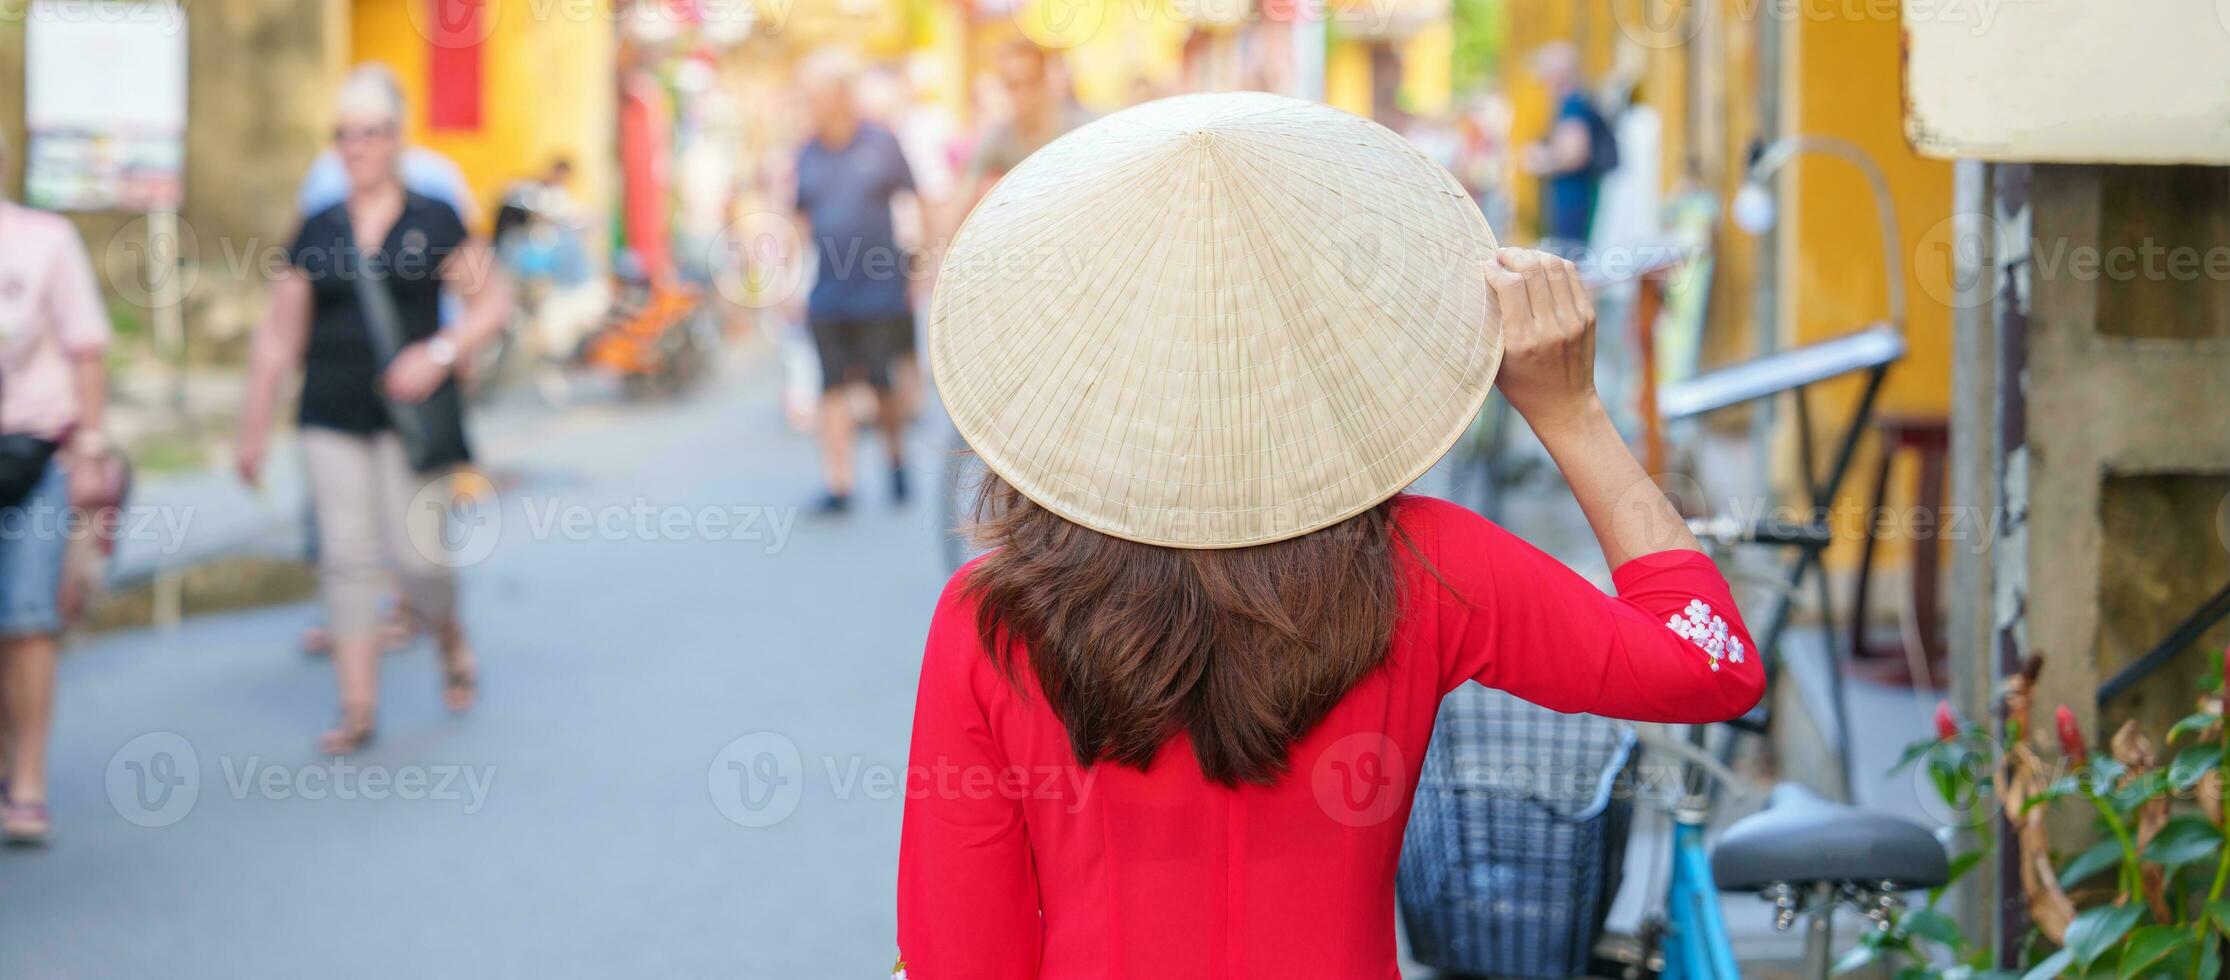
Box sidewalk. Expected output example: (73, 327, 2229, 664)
(95, 361, 667, 624)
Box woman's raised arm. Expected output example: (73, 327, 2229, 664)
(1486, 247, 1700, 567)
(1423, 249, 1763, 722)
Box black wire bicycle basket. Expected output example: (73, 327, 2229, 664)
(1398, 687, 1638, 978)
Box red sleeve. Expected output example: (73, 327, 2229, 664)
(896, 578, 1042, 979)
(1409, 497, 1766, 723)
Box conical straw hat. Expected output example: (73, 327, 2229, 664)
(930, 92, 1500, 548)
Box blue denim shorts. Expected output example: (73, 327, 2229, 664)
(0, 459, 69, 636)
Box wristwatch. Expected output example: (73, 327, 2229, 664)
(426, 336, 459, 368)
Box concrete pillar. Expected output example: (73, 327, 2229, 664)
(1953, 160, 2230, 963)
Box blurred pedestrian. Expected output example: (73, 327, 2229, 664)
(293, 138, 476, 659)
(859, 62, 960, 421)
(791, 52, 918, 514)
(963, 41, 1093, 203)
(0, 131, 116, 845)
(300, 141, 475, 225)
(898, 95, 1763, 975)
(1522, 41, 1618, 252)
(234, 65, 513, 754)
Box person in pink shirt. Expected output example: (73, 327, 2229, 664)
(0, 132, 115, 846)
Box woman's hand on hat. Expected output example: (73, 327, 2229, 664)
(1485, 247, 1601, 433)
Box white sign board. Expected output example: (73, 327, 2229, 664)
(1904, 0, 2230, 164)
(24, 0, 189, 211)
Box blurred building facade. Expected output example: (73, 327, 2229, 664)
(1504, 0, 1957, 590)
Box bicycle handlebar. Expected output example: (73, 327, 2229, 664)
(1686, 515, 1834, 551)
(1631, 728, 1764, 809)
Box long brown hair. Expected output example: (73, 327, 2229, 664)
(963, 472, 1403, 786)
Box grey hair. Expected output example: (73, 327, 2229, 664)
(336, 63, 407, 124)
(798, 49, 861, 94)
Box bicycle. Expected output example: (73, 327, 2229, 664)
(1612, 726, 1950, 979)
(1398, 514, 1950, 979)
(1612, 518, 1951, 980)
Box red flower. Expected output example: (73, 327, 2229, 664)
(1934, 700, 1959, 742)
(2056, 705, 2087, 764)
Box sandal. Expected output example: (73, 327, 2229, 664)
(443, 662, 478, 714)
(436, 627, 478, 714)
(318, 705, 378, 756)
(3, 795, 51, 846)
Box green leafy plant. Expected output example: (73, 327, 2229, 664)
(1837, 698, 2006, 978)
(1842, 651, 2230, 980)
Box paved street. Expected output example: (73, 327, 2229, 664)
(1, 351, 955, 978)
(0, 346, 1937, 979)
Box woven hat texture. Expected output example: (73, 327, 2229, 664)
(931, 92, 1500, 548)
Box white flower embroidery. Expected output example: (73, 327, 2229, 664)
(1666, 599, 1745, 672)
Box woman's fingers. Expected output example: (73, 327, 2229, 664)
(1561, 260, 1596, 333)
(1484, 251, 1528, 339)
(1540, 255, 1586, 344)
(1512, 251, 1564, 347)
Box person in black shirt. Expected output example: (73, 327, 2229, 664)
(235, 65, 513, 755)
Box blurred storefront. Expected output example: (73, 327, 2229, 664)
(350, 0, 618, 235)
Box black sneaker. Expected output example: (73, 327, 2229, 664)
(812, 491, 851, 516)
(890, 466, 910, 506)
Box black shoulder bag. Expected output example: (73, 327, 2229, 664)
(0, 325, 58, 508)
(0, 393, 60, 510)
(339, 212, 471, 473)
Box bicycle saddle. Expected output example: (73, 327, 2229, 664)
(1710, 782, 1949, 892)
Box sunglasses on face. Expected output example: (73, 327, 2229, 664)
(333, 123, 397, 145)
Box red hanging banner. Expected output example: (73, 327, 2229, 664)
(426, 0, 485, 132)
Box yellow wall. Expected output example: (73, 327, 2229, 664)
(1323, 29, 1454, 122)
(1065, 2, 1190, 110)
(1780, 9, 1955, 560)
(1005, 0, 1190, 112)
(1547, 1, 1956, 570)
(349, 0, 616, 233)
(1327, 37, 1373, 116)
(1400, 21, 1454, 116)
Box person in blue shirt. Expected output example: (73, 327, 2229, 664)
(1523, 42, 1616, 251)
(791, 52, 919, 515)
(299, 144, 474, 223)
